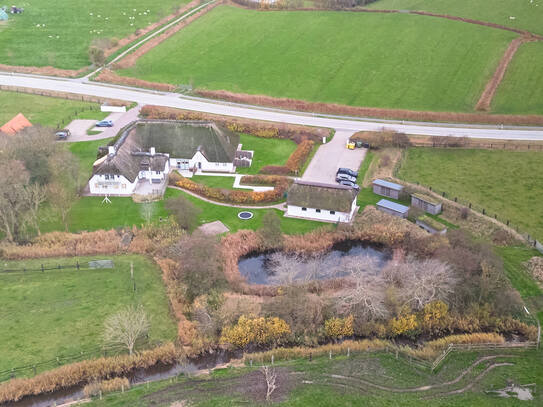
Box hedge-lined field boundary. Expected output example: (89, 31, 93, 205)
(140, 105, 328, 142)
(195, 89, 543, 126)
(112, 0, 222, 70)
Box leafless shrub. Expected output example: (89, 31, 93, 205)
(103, 305, 150, 355)
(335, 256, 389, 320)
(260, 366, 277, 402)
(382, 256, 458, 311)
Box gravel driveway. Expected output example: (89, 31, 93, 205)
(302, 130, 367, 184)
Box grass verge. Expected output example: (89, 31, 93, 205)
(0, 254, 176, 373)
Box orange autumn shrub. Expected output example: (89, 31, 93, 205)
(285, 139, 314, 173)
(176, 176, 290, 204)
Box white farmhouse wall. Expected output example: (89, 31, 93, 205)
(170, 152, 234, 172)
(286, 205, 354, 223)
(89, 174, 136, 195)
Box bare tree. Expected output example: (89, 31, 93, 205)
(24, 183, 48, 236)
(335, 255, 389, 320)
(164, 195, 202, 230)
(260, 365, 277, 402)
(140, 202, 155, 225)
(383, 256, 458, 311)
(103, 305, 150, 355)
(0, 160, 31, 242)
(268, 252, 304, 285)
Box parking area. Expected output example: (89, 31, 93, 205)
(302, 130, 367, 184)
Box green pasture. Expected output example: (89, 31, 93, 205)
(0, 91, 104, 128)
(368, 0, 543, 35)
(0, 0, 189, 69)
(87, 349, 543, 406)
(397, 148, 543, 241)
(492, 42, 543, 115)
(0, 254, 176, 373)
(118, 6, 514, 112)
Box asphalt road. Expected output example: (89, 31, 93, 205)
(1, 73, 543, 140)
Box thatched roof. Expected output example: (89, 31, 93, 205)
(93, 134, 142, 182)
(134, 121, 239, 163)
(287, 181, 358, 212)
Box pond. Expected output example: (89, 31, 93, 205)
(238, 241, 390, 285)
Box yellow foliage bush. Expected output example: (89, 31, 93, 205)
(324, 315, 354, 339)
(220, 316, 291, 348)
(389, 313, 418, 336)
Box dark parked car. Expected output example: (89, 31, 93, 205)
(336, 172, 357, 183)
(337, 167, 358, 178)
(55, 129, 71, 140)
(96, 120, 113, 127)
(338, 179, 360, 190)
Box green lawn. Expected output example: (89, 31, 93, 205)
(40, 188, 326, 235)
(237, 133, 297, 175)
(86, 349, 543, 406)
(368, 0, 543, 36)
(0, 254, 176, 374)
(492, 42, 543, 115)
(0, 91, 104, 128)
(397, 148, 543, 242)
(0, 0, 189, 69)
(191, 175, 239, 189)
(68, 137, 113, 185)
(118, 5, 515, 112)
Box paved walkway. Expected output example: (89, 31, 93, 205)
(170, 186, 286, 210)
(65, 105, 141, 142)
(303, 130, 367, 183)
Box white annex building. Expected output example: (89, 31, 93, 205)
(89, 120, 252, 197)
(286, 180, 359, 223)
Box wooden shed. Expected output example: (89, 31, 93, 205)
(411, 193, 442, 215)
(372, 179, 404, 200)
(376, 199, 409, 218)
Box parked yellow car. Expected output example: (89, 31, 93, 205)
(346, 142, 356, 150)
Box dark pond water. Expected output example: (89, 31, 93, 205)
(8, 350, 241, 407)
(238, 241, 390, 285)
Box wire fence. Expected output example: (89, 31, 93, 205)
(0, 260, 115, 274)
(406, 180, 542, 253)
(390, 156, 542, 254)
(0, 344, 131, 382)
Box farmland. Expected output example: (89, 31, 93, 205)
(0, 255, 176, 373)
(0, 90, 104, 128)
(87, 349, 543, 406)
(118, 5, 515, 112)
(368, 0, 543, 35)
(0, 0, 189, 69)
(396, 148, 543, 241)
(492, 42, 543, 114)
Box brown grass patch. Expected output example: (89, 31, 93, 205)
(95, 68, 178, 92)
(0, 343, 183, 404)
(0, 64, 87, 78)
(194, 89, 543, 126)
(103, 0, 202, 59)
(476, 37, 529, 111)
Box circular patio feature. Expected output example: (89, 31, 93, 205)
(238, 211, 254, 220)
